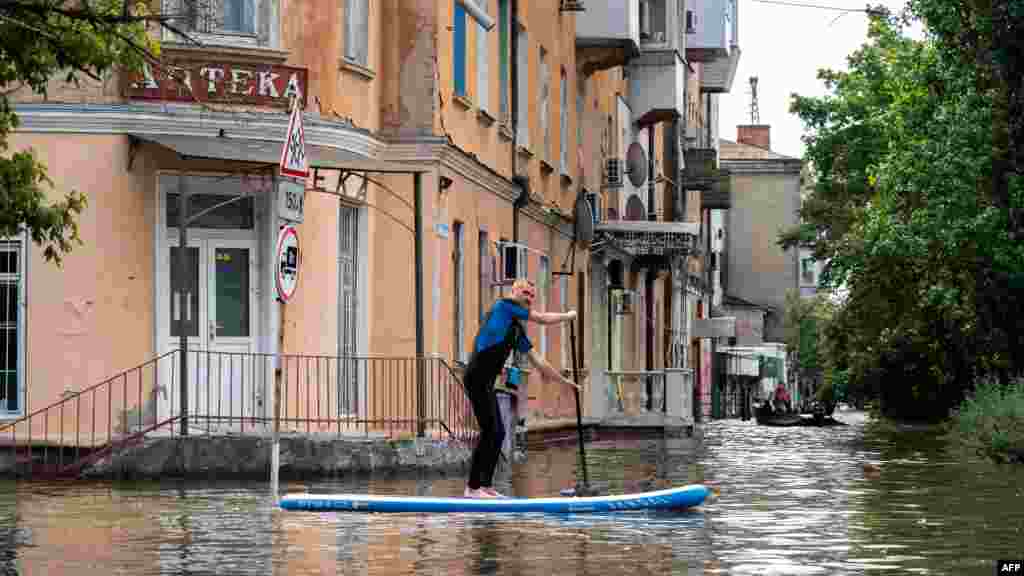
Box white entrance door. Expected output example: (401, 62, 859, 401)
(162, 236, 258, 433)
(205, 238, 258, 428)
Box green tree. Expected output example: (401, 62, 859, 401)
(0, 1, 180, 265)
(782, 290, 835, 398)
(782, 6, 1024, 421)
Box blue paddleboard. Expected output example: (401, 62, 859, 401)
(278, 484, 710, 514)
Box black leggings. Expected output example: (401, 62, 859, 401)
(465, 374, 505, 489)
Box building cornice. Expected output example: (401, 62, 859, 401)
(719, 158, 803, 175)
(11, 102, 385, 159)
(13, 103, 578, 240)
(384, 139, 576, 240)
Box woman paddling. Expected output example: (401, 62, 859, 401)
(463, 278, 579, 499)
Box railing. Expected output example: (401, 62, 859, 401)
(606, 370, 667, 415)
(605, 368, 695, 424)
(0, 350, 476, 478)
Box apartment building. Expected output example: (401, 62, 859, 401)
(3, 0, 740, 438)
(703, 124, 803, 418)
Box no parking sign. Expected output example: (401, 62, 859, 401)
(276, 225, 299, 302)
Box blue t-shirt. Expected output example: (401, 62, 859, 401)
(466, 299, 534, 382)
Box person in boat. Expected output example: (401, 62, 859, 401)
(773, 383, 792, 414)
(463, 278, 579, 499)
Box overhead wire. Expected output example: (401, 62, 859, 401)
(749, 0, 887, 14)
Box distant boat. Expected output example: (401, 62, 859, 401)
(755, 411, 806, 427)
(754, 403, 845, 427)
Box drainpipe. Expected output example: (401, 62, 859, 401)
(510, 0, 528, 244)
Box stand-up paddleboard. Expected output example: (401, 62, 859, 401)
(279, 484, 710, 514)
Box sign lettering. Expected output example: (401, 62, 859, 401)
(126, 61, 308, 108)
(277, 179, 305, 223)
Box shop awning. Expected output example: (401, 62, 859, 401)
(132, 134, 420, 174)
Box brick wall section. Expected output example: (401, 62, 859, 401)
(737, 124, 770, 150)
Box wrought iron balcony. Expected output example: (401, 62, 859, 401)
(589, 189, 699, 261)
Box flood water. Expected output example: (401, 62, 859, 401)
(1, 409, 1021, 575)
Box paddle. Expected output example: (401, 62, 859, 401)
(560, 318, 599, 497)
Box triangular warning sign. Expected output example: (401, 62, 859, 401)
(279, 98, 309, 179)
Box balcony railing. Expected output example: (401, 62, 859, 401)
(605, 368, 694, 423)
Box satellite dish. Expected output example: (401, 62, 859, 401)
(626, 141, 648, 188)
(574, 191, 594, 246)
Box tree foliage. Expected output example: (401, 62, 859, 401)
(783, 3, 1024, 421)
(0, 1, 171, 264)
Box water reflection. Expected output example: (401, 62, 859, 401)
(0, 410, 1021, 575)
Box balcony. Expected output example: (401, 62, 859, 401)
(600, 369, 694, 427)
(685, 0, 736, 62)
(575, 1, 641, 76)
(638, 0, 685, 54)
(590, 188, 699, 267)
(700, 46, 741, 93)
(684, 0, 741, 92)
(628, 51, 686, 126)
(684, 148, 732, 208)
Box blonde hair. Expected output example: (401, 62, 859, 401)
(510, 278, 536, 299)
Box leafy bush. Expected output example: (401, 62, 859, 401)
(944, 376, 1024, 464)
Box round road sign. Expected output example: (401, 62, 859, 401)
(276, 225, 300, 302)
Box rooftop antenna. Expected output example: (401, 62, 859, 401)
(748, 76, 761, 124)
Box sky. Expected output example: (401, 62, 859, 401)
(718, 0, 923, 159)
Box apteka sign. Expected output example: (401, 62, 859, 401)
(280, 98, 309, 179)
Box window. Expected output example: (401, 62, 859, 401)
(560, 68, 569, 174)
(639, 0, 668, 45)
(453, 3, 468, 97)
(166, 0, 263, 47)
(475, 0, 489, 111)
(453, 222, 466, 363)
(478, 229, 490, 322)
(345, 0, 370, 67)
(498, 0, 510, 122)
(166, 194, 255, 230)
(191, 0, 256, 34)
(515, 25, 529, 148)
(0, 239, 24, 417)
(540, 47, 550, 162)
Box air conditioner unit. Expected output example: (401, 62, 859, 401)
(605, 158, 624, 188)
(500, 242, 529, 283)
(585, 192, 601, 226)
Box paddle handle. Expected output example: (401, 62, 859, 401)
(569, 318, 589, 487)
